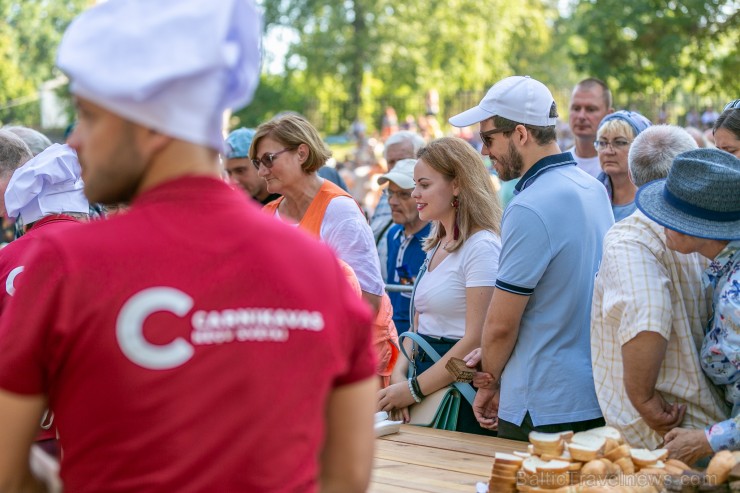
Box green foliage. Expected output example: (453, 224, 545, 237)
(0, 0, 89, 126)
(260, 0, 565, 133)
(566, 0, 739, 101)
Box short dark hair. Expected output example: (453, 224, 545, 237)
(714, 108, 740, 140)
(574, 78, 612, 109)
(491, 115, 557, 146)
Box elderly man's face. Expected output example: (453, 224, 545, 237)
(387, 181, 422, 229)
(225, 157, 267, 201)
(385, 141, 415, 170)
(68, 97, 148, 205)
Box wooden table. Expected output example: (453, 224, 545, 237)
(370, 425, 529, 492)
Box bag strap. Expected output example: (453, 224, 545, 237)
(408, 242, 439, 326)
(399, 331, 476, 406)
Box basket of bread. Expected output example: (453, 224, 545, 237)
(487, 426, 739, 493)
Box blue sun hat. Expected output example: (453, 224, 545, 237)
(635, 148, 740, 240)
(598, 110, 652, 137)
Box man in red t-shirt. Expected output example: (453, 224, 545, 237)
(0, 143, 90, 459)
(0, 1, 376, 492)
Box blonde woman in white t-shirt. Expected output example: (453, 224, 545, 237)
(377, 137, 503, 435)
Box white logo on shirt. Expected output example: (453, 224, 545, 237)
(5, 266, 24, 296)
(116, 287, 194, 370)
(116, 287, 326, 370)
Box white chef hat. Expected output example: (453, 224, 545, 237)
(56, 0, 263, 151)
(5, 144, 89, 225)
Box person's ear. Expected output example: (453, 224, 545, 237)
(296, 143, 310, 164)
(134, 125, 171, 157)
(451, 178, 460, 197)
(513, 124, 529, 147)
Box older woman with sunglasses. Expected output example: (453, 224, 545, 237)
(594, 110, 652, 222)
(251, 114, 399, 385)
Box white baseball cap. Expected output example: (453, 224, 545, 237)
(56, 0, 262, 152)
(449, 76, 557, 128)
(378, 159, 416, 189)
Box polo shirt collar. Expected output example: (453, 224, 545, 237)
(514, 152, 576, 194)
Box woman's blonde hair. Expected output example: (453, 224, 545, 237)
(417, 137, 502, 252)
(597, 118, 635, 140)
(250, 113, 331, 173)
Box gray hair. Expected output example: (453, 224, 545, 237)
(0, 130, 33, 178)
(684, 126, 708, 148)
(3, 126, 52, 156)
(383, 131, 426, 159)
(628, 125, 697, 187)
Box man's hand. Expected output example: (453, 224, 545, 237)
(664, 428, 713, 466)
(462, 348, 494, 388)
(473, 386, 500, 430)
(635, 393, 686, 435)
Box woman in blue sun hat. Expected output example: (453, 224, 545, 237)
(595, 110, 652, 221)
(635, 147, 740, 464)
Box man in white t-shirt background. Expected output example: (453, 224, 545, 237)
(567, 78, 614, 178)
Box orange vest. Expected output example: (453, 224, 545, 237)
(263, 180, 399, 386)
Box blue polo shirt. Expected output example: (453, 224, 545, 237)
(496, 152, 613, 427)
(386, 222, 431, 332)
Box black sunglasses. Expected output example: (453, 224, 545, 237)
(251, 148, 292, 170)
(479, 128, 509, 148)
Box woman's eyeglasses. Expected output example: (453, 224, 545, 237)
(251, 148, 292, 170)
(594, 139, 632, 152)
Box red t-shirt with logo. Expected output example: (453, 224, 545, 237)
(0, 215, 81, 316)
(0, 214, 82, 443)
(0, 177, 375, 493)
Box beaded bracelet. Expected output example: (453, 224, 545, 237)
(410, 376, 426, 399)
(407, 378, 422, 403)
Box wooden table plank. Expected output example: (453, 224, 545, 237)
(371, 458, 484, 492)
(370, 425, 529, 492)
(380, 426, 528, 457)
(375, 439, 494, 476)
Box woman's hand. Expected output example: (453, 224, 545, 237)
(377, 381, 416, 414)
(389, 407, 410, 423)
(664, 428, 713, 466)
(463, 348, 482, 367)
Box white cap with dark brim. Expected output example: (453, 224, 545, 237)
(449, 76, 557, 128)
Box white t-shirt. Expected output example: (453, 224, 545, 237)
(567, 146, 602, 179)
(320, 196, 385, 296)
(414, 230, 501, 339)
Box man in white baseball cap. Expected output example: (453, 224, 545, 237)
(450, 76, 614, 440)
(0, 1, 377, 492)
